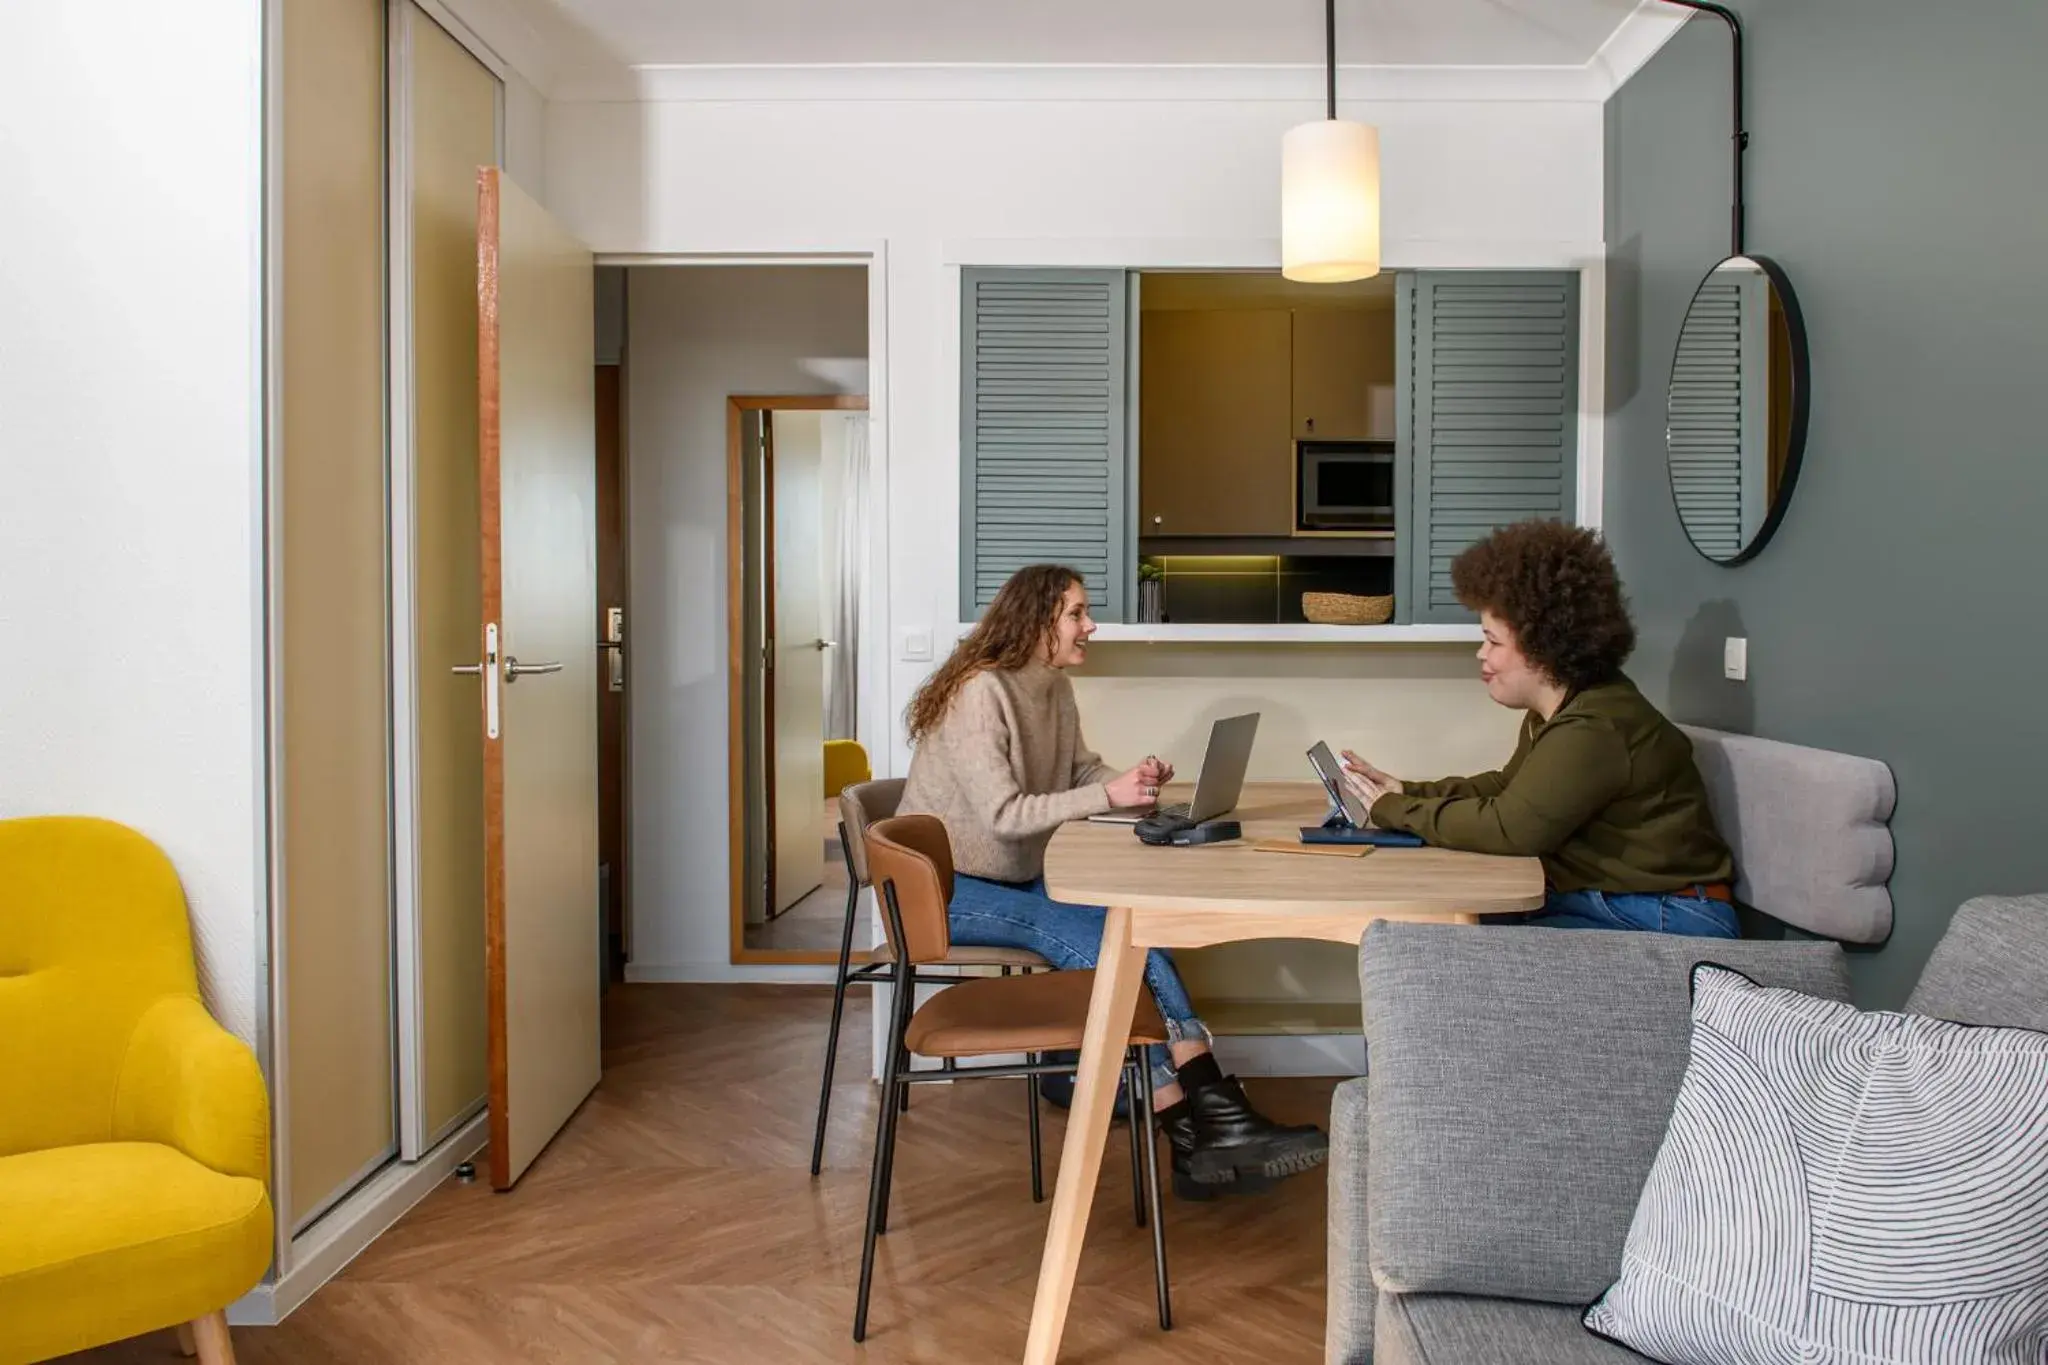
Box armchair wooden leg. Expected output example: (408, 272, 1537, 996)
(190, 1312, 236, 1365)
(175, 1322, 198, 1356)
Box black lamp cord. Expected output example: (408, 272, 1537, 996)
(1325, 0, 1338, 120)
(1659, 0, 1749, 256)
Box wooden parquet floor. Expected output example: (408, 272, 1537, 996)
(67, 985, 1336, 1364)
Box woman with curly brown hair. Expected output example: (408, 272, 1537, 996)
(1341, 521, 1739, 938)
(900, 563, 1328, 1196)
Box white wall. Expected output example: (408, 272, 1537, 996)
(562, 88, 1604, 994)
(0, 5, 267, 1040)
(622, 266, 868, 974)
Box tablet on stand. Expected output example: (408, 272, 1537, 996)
(1302, 741, 1425, 847)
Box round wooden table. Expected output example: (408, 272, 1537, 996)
(1022, 782, 1545, 1363)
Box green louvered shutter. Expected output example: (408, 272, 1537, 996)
(1668, 269, 1770, 557)
(959, 269, 1129, 621)
(1400, 271, 1580, 624)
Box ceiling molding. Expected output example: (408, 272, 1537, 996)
(458, 0, 1694, 104)
(1586, 1, 1694, 97)
(553, 61, 1624, 105)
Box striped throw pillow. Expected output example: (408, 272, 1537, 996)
(1585, 962, 2048, 1365)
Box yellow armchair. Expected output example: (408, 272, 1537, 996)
(823, 738, 871, 800)
(0, 817, 273, 1365)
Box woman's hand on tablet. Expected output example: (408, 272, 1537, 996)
(1340, 750, 1404, 802)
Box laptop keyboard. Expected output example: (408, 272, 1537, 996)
(1155, 802, 1192, 820)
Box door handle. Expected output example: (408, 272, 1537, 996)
(451, 663, 484, 676)
(813, 639, 835, 651)
(503, 657, 563, 683)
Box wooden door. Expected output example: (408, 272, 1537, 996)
(476, 166, 600, 1190)
(1138, 308, 1293, 536)
(768, 414, 826, 916)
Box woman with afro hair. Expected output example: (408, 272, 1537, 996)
(1341, 521, 1739, 938)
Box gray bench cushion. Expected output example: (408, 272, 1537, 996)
(1361, 921, 1850, 1305)
(1327, 1078, 1374, 1365)
(1377, 1294, 1652, 1365)
(1906, 893, 2048, 1030)
(1680, 725, 1896, 943)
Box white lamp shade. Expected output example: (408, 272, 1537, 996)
(1281, 119, 1381, 283)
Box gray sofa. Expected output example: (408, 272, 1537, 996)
(1324, 727, 2048, 1364)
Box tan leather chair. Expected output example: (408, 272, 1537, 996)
(810, 778, 1050, 1176)
(853, 814, 1171, 1344)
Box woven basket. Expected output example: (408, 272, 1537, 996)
(1301, 591, 1395, 626)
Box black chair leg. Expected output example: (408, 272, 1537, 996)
(854, 989, 907, 1343)
(1026, 1051, 1044, 1202)
(811, 856, 863, 1177)
(1127, 1054, 1147, 1228)
(1137, 1059, 1171, 1331)
(875, 979, 915, 1235)
(895, 977, 913, 1114)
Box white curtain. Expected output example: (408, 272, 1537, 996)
(826, 414, 869, 741)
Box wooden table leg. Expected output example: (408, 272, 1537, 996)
(1024, 905, 1148, 1365)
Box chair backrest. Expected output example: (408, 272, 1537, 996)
(864, 814, 953, 965)
(0, 816, 203, 1157)
(1679, 725, 1896, 944)
(838, 777, 905, 888)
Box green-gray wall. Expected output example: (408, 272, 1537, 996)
(1604, 3, 2048, 1006)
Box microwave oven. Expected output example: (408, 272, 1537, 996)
(1297, 440, 1396, 531)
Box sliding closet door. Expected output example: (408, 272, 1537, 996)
(280, 0, 397, 1232)
(403, 4, 500, 1150)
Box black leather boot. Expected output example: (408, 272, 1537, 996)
(1173, 1074, 1328, 1187)
(1159, 1103, 1280, 1200)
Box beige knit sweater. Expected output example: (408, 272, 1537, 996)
(899, 660, 1115, 882)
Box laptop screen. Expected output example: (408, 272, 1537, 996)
(1187, 713, 1260, 822)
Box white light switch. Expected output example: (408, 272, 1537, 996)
(1723, 637, 1748, 681)
(902, 628, 933, 662)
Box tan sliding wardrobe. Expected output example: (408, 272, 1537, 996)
(268, 0, 508, 1274)
(266, 0, 600, 1301)
(277, 0, 396, 1235)
(396, 0, 499, 1158)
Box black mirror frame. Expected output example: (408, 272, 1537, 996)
(1667, 251, 1811, 567)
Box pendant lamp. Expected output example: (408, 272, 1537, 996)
(1281, 0, 1381, 283)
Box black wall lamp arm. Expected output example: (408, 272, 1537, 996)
(1660, 0, 1749, 256)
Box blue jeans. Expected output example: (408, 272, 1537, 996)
(948, 874, 1209, 1088)
(1510, 887, 1740, 938)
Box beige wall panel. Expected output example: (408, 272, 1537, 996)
(410, 9, 499, 1139)
(281, 0, 396, 1228)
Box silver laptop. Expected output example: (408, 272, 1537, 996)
(1089, 712, 1261, 825)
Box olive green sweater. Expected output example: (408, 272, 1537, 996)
(1369, 676, 1734, 894)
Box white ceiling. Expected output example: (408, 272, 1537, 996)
(529, 0, 1653, 71)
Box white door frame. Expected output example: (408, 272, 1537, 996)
(593, 248, 892, 982)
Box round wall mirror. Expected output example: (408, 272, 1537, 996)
(1666, 254, 1810, 565)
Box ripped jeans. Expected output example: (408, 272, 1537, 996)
(948, 873, 1210, 1090)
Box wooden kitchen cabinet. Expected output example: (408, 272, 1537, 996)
(1138, 308, 1294, 536)
(1291, 306, 1397, 442)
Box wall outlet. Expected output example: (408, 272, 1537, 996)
(1723, 636, 1748, 682)
(902, 628, 933, 662)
